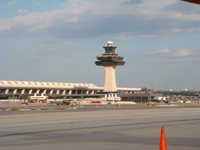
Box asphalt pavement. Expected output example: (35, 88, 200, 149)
(0, 105, 200, 150)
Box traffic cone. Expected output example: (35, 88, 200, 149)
(160, 126, 167, 150)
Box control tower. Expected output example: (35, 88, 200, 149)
(95, 41, 125, 92)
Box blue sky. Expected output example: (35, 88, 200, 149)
(0, 0, 200, 91)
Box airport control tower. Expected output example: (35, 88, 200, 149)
(95, 41, 125, 92)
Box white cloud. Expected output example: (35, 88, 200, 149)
(32, 0, 40, 5)
(20, 55, 51, 60)
(148, 49, 170, 55)
(137, 34, 157, 39)
(147, 57, 200, 63)
(64, 42, 74, 47)
(19, 42, 75, 60)
(65, 17, 80, 23)
(0, 0, 200, 39)
(1, 0, 18, 9)
(136, 0, 200, 21)
(17, 9, 28, 14)
(113, 36, 130, 42)
(171, 49, 193, 57)
(39, 42, 75, 56)
(147, 48, 200, 63)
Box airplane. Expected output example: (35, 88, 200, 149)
(181, 0, 200, 5)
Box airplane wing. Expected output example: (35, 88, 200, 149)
(181, 0, 200, 5)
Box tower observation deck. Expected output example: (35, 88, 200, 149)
(95, 41, 125, 92)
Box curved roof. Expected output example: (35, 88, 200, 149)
(0, 80, 97, 88)
(0, 80, 141, 91)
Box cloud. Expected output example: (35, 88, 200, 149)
(147, 57, 200, 63)
(19, 41, 75, 60)
(16, 9, 28, 14)
(38, 42, 75, 56)
(32, 0, 40, 5)
(137, 34, 157, 39)
(0, 0, 200, 39)
(123, 0, 144, 5)
(147, 48, 200, 63)
(65, 17, 80, 23)
(20, 55, 51, 60)
(1, 0, 18, 9)
(171, 49, 193, 57)
(113, 36, 130, 42)
(148, 49, 170, 55)
(64, 42, 74, 47)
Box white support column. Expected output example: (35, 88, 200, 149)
(69, 90, 72, 95)
(75, 90, 77, 94)
(43, 89, 47, 94)
(29, 89, 32, 94)
(21, 89, 25, 94)
(104, 66, 117, 92)
(5, 89, 9, 94)
(50, 90, 53, 94)
(56, 90, 60, 95)
(62, 90, 66, 95)
(13, 89, 17, 94)
(91, 90, 94, 94)
(36, 89, 40, 94)
(86, 90, 89, 94)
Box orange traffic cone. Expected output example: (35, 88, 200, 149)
(160, 126, 167, 150)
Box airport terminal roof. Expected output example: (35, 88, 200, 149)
(0, 80, 141, 91)
(0, 80, 97, 89)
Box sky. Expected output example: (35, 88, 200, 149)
(0, 0, 200, 91)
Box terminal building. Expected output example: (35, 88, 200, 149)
(0, 80, 141, 100)
(0, 80, 163, 103)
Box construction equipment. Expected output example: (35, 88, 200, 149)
(24, 98, 38, 103)
(24, 94, 57, 104)
(171, 96, 176, 101)
(61, 100, 71, 105)
(184, 97, 190, 101)
(61, 99, 75, 105)
(42, 94, 57, 103)
(56, 99, 76, 105)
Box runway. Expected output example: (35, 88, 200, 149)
(0, 106, 200, 150)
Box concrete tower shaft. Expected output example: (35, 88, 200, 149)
(95, 41, 125, 92)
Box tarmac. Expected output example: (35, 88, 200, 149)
(1, 103, 200, 112)
(0, 104, 200, 150)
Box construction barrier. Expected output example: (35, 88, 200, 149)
(91, 101, 101, 103)
(27, 103, 49, 106)
(0, 103, 22, 106)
